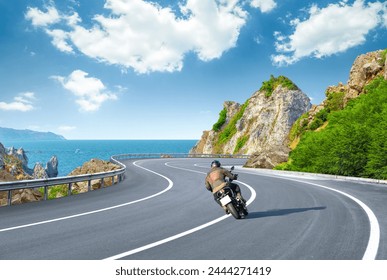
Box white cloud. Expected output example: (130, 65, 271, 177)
(0, 102, 33, 112)
(45, 29, 74, 53)
(272, 0, 387, 66)
(52, 70, 117, 112)
(250, 0, 277, 13)
(14, 92, 36, 104)
(26, 0, 248, 73)
(25, 6, 61, 27)
(0, 92, 36, 112)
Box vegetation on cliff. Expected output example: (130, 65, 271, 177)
(213, 100, 249, 153)
(191, 74, 310, 162)
(278, 76, 387, 179)
(290, 89, 346, 140)
(218, 100, 249, 144)
(260, 75, 299, 97)
(212, 108, 227, 132)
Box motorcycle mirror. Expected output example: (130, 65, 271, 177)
(231, 166, 234, 170)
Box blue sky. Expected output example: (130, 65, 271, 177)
(0, 0, 386, 140)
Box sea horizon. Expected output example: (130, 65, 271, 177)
(1, 139, 198, 177)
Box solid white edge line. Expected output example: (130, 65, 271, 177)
(103, 161, 256, 260)
(234, 168, 381, 260)
(0, 159, 173, 233)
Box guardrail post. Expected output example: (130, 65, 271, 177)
(112, 176, 115, 184)
(44, 186, 48, 201)
(68, 183, 72, 196)
(88, 180, 91, 192)
(101, 178, 104, 188)
(7, 190, 11, 206)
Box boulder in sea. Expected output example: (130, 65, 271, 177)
(33, 163, 48, 179)
(46, 156, 58, 178)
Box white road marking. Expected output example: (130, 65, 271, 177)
(0, 160, 173, 233)
(234, 168, 381, 260)
(104, 160, 256, 260)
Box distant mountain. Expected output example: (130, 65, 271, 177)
(0, 127, 66, 141)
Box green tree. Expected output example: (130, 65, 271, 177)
(285, 76, 387, 179)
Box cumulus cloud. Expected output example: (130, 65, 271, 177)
(0, 92, 36, 112)
(25, 0, 248, 73)
(272, 0, 387, 66)
(25, 6, 61, 27)
(52, 70, 117, 112)
(45, 29, 74, 53)
(250, 0, 277, 13)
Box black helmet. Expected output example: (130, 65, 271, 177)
(211, 160, 221, 168)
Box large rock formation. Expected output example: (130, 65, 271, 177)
(0, 142, 59, 206)
(345, 49, 386, 103)
(293, 49, 387, 138)
(46, 156, 59, 178)
(191, 76, 311, 168)
(67, 159, 121, 193)
(6, 146, 59, 179)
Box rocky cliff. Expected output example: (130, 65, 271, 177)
(281, 49, 386, 179)
(346, 49, 387, 103)
(0, 142, 59, 205)
(190, 76, 311, 168)
(289, 49, 387, 146)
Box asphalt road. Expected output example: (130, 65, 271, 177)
(0, 157, 386, 260)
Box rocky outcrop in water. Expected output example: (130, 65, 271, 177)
(46, 156, 59, 178)
(0, 142, 59, 206)
(5, 146, 59, 179)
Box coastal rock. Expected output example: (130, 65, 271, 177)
(33, 163, 48, 179)
(0, 142, 6, 155)
(0, 141, 58, 206)
(10, 189, 43, 205)
(68, 159, 121, 193)
(8, 147, 29, 171)
(46, 156, 58, 178)
(0, 143, 5, 169)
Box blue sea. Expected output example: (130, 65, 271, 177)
(1, 140, 197, 177)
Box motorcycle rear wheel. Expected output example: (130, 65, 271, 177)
(227, 203, 240, 219)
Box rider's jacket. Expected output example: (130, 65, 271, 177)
(205, 166, 236, 193)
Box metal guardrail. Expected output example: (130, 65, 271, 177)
(111, 153, 251, 160)
(0, 153, 250, 207)
(0, 158, 127, 207)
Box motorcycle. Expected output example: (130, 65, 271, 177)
(215, 166, 248, 219)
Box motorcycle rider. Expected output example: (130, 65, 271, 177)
(205, 160, 246, 212)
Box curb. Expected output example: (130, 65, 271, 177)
(238, 167, 387, 186)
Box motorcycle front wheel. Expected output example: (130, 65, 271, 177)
(226, 203, 240, 219)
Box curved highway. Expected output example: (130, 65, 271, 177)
(0, 157, 386, 260)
